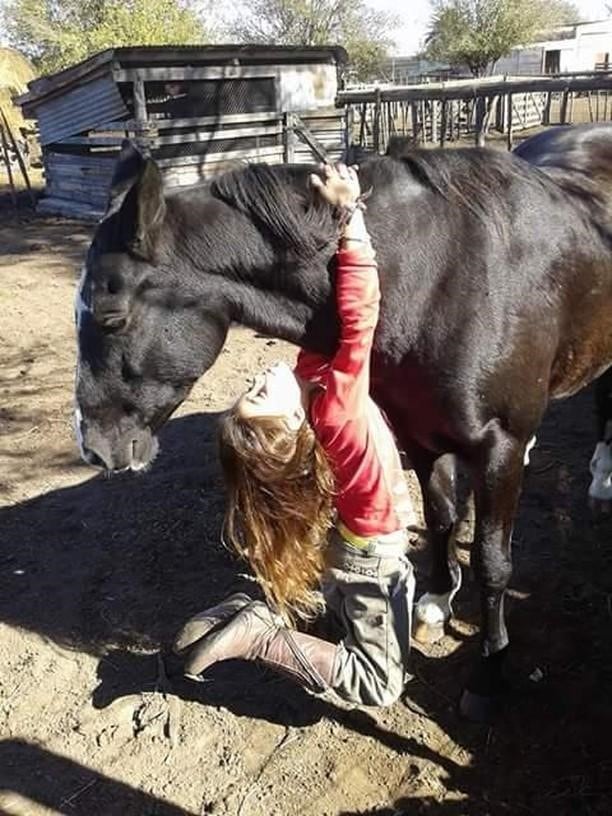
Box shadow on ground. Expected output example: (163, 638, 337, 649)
(1, 387, 612, 814)
(0, 739, 195, 815)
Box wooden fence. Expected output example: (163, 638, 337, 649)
(340, 72, 612, 153)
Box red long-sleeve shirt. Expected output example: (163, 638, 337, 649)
(295, 246, 414, 537)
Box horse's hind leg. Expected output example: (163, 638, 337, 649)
(412, 451, 463, 643)
(460, 424, 526, 721)
(589, 366, 612, 512)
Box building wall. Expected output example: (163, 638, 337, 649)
(495, 19, 612, 75)
(494, 47, 544, 75)
(278, 64, 338, 111)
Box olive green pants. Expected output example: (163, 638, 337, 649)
(323, 528, 415, 707)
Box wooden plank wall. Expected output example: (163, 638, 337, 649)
(38, 107, 346, 219)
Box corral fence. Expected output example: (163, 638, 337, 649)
(340, 71, 612, 153)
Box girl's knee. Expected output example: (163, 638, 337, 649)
(333, 662, 405, 707)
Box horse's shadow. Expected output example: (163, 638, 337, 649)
(0, 410, 251, 655)
(1, 393, 612, 813)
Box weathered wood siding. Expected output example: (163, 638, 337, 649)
(17, 45, 347, 220)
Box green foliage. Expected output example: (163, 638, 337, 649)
(426, 0, 581, 76)
(228, 0, 398, 81)
(3, 0, 207, 75)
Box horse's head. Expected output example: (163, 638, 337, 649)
(75, 142, 229, 472)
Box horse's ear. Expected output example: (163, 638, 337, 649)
(105, 140, 166, 261)
(106, 139, 147, 215)
(119, 157, 166, 261)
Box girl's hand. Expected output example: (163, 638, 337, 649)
(310, 163, 360, 208)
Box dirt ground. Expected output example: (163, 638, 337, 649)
(1, 191, 612, 816)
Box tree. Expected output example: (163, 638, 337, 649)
(426, 0, 580, 77)
(3, 0, 208, 74)
(228, 0, 398, 81)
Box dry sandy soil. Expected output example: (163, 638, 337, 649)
(1, 190, 611, 816)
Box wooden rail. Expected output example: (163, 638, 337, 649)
(342, 72, 612, 153)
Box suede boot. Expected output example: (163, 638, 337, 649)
(181, 600, 337, 693)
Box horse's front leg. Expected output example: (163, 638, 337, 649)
(460, 425, 526, 721)
(589, 366, 612, 512)
(411, 451, 463, 643)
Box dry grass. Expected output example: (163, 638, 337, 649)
(0, 46, 36, 131)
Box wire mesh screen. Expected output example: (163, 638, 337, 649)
(145, 78, 277, 118)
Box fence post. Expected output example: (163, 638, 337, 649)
(0, 121, 17, 210)
(373, 88, 382, 153)
(344, 105, 353, 158)
(431, 100, 438, 143)
(410, 102, 419, 144)
(560, 89, 570, 124)
(283, 112, 295, 163)
(358, 103, 367, 147)
(440, 99, 447, 148)
(587, 91, 595, 122)
(475, 95, 486, 147)
(543, 92, 552, 125)
(506, 93, 514, 150)
(0, 107, 35, 207)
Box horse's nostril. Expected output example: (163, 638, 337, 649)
(83, 448, 106, 469)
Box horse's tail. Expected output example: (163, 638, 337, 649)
(514, 124, 612, 227)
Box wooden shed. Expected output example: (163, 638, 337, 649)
(17, 44, 348, 219)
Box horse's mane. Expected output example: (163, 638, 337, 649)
(209, 139, 610, 252)
(390, 146, 536, 227)
(210, 163, 336, 258)
(211, 151, 524, 249)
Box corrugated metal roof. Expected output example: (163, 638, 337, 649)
(36, 76, 128, 145)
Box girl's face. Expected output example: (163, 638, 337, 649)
(237, 363, 306, 430)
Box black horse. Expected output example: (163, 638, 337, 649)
(75, 125, 612, 719)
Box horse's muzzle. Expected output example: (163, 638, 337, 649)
(79, 423, 158, 473)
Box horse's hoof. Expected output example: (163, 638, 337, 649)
(412, 619, 445, 644)
(459, 688, 500, 723)
(413, 586, 460, 645)
(160, 650, 184, 681)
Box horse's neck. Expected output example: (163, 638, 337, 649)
(175, 204, 338, 353)
(227, 277, 324, 345)
(224, 259, 339, 353)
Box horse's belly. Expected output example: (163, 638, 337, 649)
(372, 364, 456, 453)
(550, 315, 612, 399)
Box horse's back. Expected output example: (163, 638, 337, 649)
(513, 123, 612, 165)
(514, 124, 612, 227)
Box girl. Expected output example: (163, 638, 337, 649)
(171, 164, 416, 707)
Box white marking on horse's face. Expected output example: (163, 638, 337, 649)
(589, 436, 612, 502)
(414, 569, 462, 627)
(523, 435, 537, 467)
(74, 265, 91, 459)
(74, 264, 92, 328)
(74, 404, 86, 459)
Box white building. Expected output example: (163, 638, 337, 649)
(495, 18, 612, 75)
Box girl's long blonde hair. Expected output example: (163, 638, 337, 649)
(218, 405, 335, 621)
